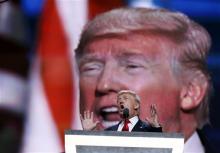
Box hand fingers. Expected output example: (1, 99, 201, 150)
(95, 120, 100, 125)
(84, 111, 87, 119)
(84, 110, 94, 119)
(91, 112, 94, 120)
(150, 104, 153, 109)
(152, 104, 157, 112)
(80, 114, 83, 121)
(151, 104, 154, 112)
(150, 104, 157, 116)
(87, 110, 90, 119)
(150, 104, 153, 112)
(84, 110, 89, 119)
(150, 105, 154, 117)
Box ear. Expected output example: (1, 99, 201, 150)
(180, 75, 208, 111)
(134, 103, 140, 110)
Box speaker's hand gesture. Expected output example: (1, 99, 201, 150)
(80, 111, 99, 131)
(145, 104, 161, 128)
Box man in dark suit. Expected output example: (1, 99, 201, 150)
(81, 90, 162, 132)
(105, 116, 162, 132)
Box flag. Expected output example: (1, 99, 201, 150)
(22, 0, 86, 152)
(88, 0, 124, 19)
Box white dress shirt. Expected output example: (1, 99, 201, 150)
(117, 116, 139, 132)
(184, 132, 205, 153)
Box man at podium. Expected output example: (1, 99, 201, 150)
(80, 90, 162, 132)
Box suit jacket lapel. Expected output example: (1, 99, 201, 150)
(131, 119, 143, 131)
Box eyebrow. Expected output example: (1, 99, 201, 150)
(78, 49, 156, 65)
(78, 54, 104, 65)
(115, 51, 155, 65)
(116, 52, 147, 60)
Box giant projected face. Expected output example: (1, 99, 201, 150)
(79, 34, 182, 131)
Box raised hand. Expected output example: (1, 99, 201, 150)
(80, 110, 99, 131)
(145, 104, 161, 128)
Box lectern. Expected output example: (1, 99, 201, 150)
(65, 130, 184, 153)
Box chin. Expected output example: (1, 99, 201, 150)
(101, 120, 120, 128)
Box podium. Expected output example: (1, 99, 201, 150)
(65, 130, 184, 153)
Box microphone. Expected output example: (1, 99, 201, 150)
(123, 108, 129, 119)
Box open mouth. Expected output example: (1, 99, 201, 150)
(120, 105, 124, 109)
(99, 106, 120, 128)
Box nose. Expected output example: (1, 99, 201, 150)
(95, 63, 126, 96)
(119, 101, 124, 107)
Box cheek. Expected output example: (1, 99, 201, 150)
(79, 77, 97, 113)
(138, 88, 181, 124)
(125, 102, 133, 110)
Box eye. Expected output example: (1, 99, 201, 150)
(125, 63, 144, 73)
(126, 64, 141, 69)
(123, 96, 128, 100)
(80, 62, 103, 76)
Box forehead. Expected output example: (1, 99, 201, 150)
(82, 34, 174, 60)
(118, 93, 134, 99)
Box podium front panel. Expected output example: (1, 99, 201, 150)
(65, 130, 184, 153)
